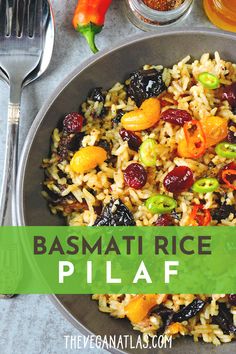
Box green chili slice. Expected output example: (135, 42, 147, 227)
(198, 72, 220, 89)
(192, 178, 219, 194)
(215, 142, 236, 158)
(139, 138, 158, 167)
(145, 194, 177, 214)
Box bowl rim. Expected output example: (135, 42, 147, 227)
(15, 28, 236, 354)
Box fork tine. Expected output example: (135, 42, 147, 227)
(0, 0, 7, 36)
(22, 0, 30, 36)
(6, 0, 13, 36)
(10, 0, 19, 37)
(34, 0, 43, 37)
(17, 0, 25, 36)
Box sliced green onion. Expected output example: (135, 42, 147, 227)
(145, 194, 177, 214)
(215, 142, 236, 158)
(198, 72, 220, 89)
(192, 178, 219, 194)
(139, 138, 158, 167)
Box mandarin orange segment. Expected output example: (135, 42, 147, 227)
(121, 98, 161, 131)
(70, 146, 107, 173)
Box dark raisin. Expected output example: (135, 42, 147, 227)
(150, 305, 174, 334)
(63, 113, 83, 133)
(93, 199, 136, 226)
(161, 109, 192, 126)
(67, 132, 85, 151)
(123, 163, 147, 190)
(127, 68, 166, 106)
(88, 87, 105, 103)
(112, 110, 124, 124)
(155, 214, 174, 226)
(57, 132, 84, 160)
(211, 204, 236, 222)
(173, 299, 206, 322)
(212, 303, 236, 335)
(43, 186, 61, 202)
(119, 128, 142, 152)
(163, 166, 194, 193)
(57, 133, 73, 160)
(228, 120, 236, 144)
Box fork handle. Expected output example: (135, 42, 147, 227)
(0, 103, 20, 226)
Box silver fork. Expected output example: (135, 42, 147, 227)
(0, 0, 44, 225)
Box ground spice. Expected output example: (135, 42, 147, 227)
(142, 0, 184, 11)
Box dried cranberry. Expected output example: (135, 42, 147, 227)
(119, 129, 142, 152)
(219, 162, 236, 183)
(123, 163, 147, 189)
(228, 120, 236, 144)
(220, 82, 236, 108)
(155, 214, 174, 226)
(163, 166, 194, 193)
(228, 294, 236, 306)
(63, 113, 83, 133)
(161, 109, 192, 126)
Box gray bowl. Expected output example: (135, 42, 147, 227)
(16, 30, 236, 354)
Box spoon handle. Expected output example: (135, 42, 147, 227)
(0, 100, 20, 226)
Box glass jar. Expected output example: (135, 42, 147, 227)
(203, 0, 236, 33)
(125, 0, 193, 30)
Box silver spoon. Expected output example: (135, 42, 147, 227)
(0, 0, 54, 87)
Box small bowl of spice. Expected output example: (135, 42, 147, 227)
(125, 0, 193, 30)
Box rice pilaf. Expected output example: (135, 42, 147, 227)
(42, 52, 236, 345)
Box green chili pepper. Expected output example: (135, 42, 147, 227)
(198, 72, 220, 89)
(139, 138, 158, 167)
(215, 142, 236, 158)
(145, 194, 177, 214)
(192, 178, 219, 194)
